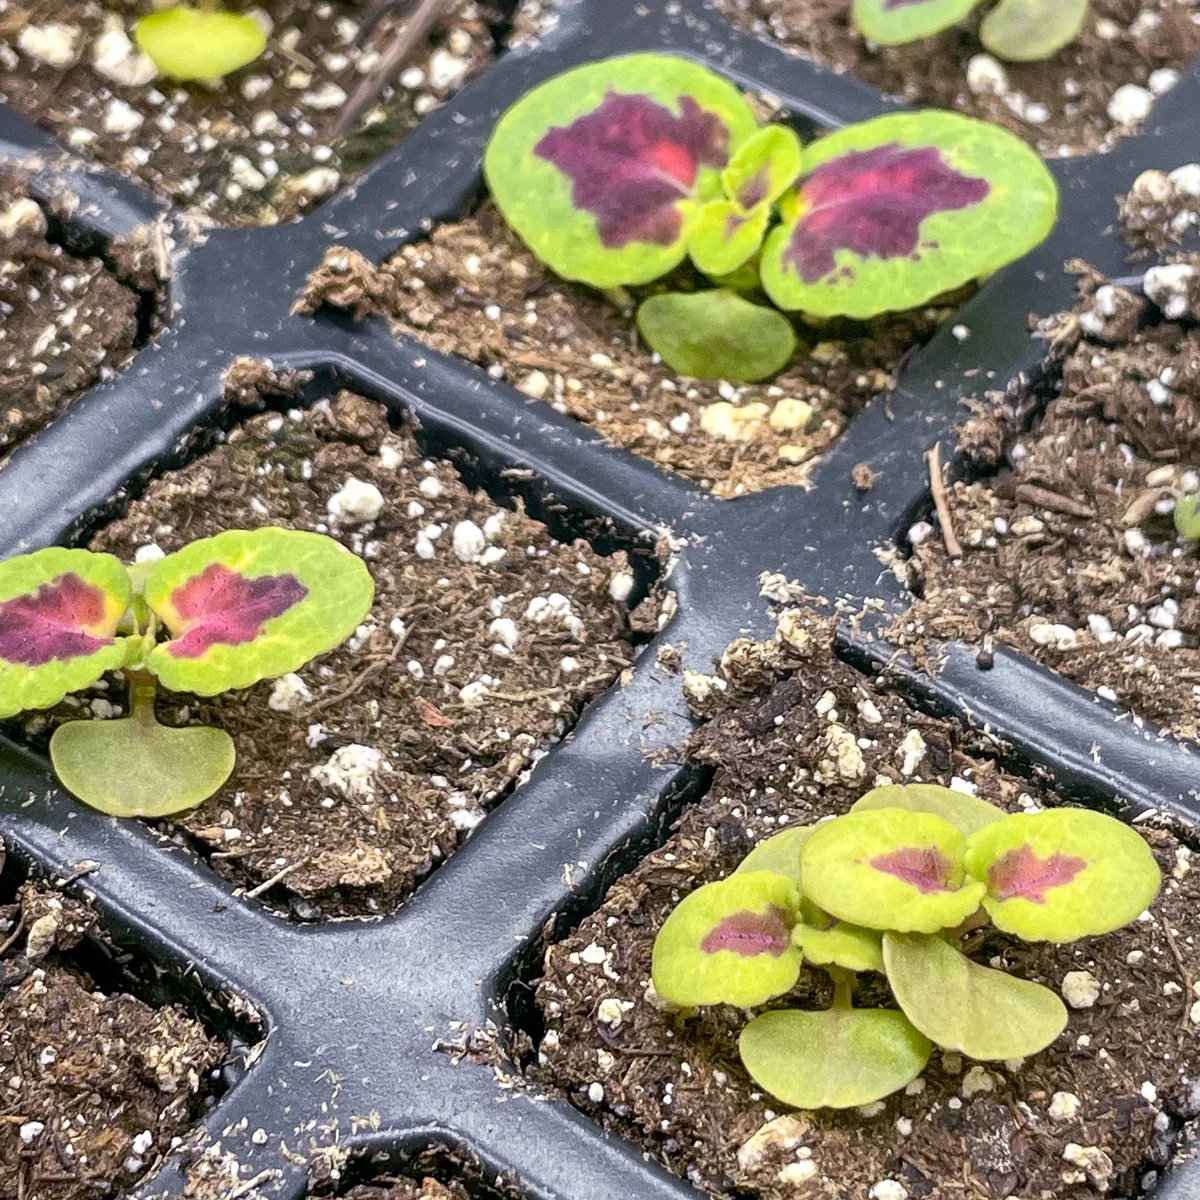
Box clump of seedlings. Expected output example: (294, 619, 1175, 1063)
(652, 783, 1160, 1108)
(134, 3, 267, 81)
(483, 52, 1058, 382)
(854, 0, 1089, 61)
(0, 528, 373, 816)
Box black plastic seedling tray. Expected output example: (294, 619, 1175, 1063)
(3, 2, 1200, 1197)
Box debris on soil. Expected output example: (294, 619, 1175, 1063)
(892, 262, 1200, 741)
(299, 206, 958, 498)
(1120, 164, 1200, 256)
(311, 1143, 523, 1199)
(1, 0, 498, 226)
(0, 171, 139, 457)
(0, 870, 225, 1200)
(531, 610, 1200, 1200)
(13, 388, 655, 919)
(714, 0, 1200, 158)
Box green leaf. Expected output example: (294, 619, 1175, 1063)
(792, 918, 885, 973)
(964, 809, 1161, 942)
(800, 809, 986, 933)
(735, 824, 813, 888)
(1175, 494, 1200, 540)
(143, 528, 374, 696)
(483, 53, 760, 288)
(852, 782, 1006, 837)
(651, 871, 802, 1008)
(883, 932, 1068, 1059)
(739, 1008, 931, 1109)
(50, 712, 234, 818)
(979, 0, 1089, 61)
(134, 6, 266, 81)
(760, 111, 1059, 319)
(852, 0, 983, 45)
(0, 549, 133, 720)
(637, 289, 796, 382)
(688, 200, 770, 278)
(722, 125, 804, 210)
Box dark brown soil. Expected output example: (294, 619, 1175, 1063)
(713, 0, 1200, 158)
(0, 866, 225, 1200)
(0, 0, 497, 227)
(530, 611, 1200, 1200)
(12, 387, 652, 920)
(343, 1182, 471, 1200)
(892, 267, 1200, 743)
(0, 172, 139, 457)
(299, 206, 957, 497)
(311, 1142, 524, 1199)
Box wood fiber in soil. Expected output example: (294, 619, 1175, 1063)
(530, 612, 1200, 1200)
(10, 388, 649, 920)
(892, 269, 1200, 743)
(0, 171, 138, 457)
(712, 0, 1200, 157)
(0, 876, 225, 1200)
(300, 207, 954, 497)
(0, 0, 497, 226)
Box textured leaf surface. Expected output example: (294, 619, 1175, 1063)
(740, 1008, 930, 1108)
(688, 201, 770, 277)
(884, 932, 1068, 1059)
(761, 111, 1058, 318)
(852, 782, 1006, 836)
(636, 289, 796, 382)
(979, 0, 1088, 61)
(965, 809, 1161, 942)
(0, 549, 131, 719)
(801, 809, 986, 932)
(144, 528, 373, 695)
(652, 871, 801, 1007)
(792, 918, 885, 973)
(852, 0, 983, 45)
(735, 824, 813, 888)
(722, 125, 804, 210)
(135, 6, 266, 80)
(484, 54, 759, 288)
(51, 716, 234, 817)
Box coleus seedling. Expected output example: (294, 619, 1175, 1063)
(651, 784, 1160, 1109)
(485, 53, 1058, 381)
(135, 4, 267, 81)
(0, 528, 373, 817)
(853, 0, 1090, 62)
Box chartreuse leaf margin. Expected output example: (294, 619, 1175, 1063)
(650, 783, 1160, 1111)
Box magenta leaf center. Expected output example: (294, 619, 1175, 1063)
(166, 563, 307, 659)
(783, 143, 990, 285)
(987, 844, 1087, 903)
(535, 90, 729, 249)
(701, 906, 792, 958)
(868, 846, 954, 893)
(737, 165, 771, 210)
(0, 574, 113, 667)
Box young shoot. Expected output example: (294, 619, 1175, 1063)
(650, 784, 1161, 1110)
(484, 53, 1058, 381)
(0, 528, 373, 817)
(135, 4, 267, 81)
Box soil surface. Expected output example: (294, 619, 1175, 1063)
(713, 0, 1200, 158)
(343, 1182, 471, 1200)
(12, 387, 651, 920)
(530, 611, 1200, 1200)
(300, 206, 956, 498)
(0, 866, 225, 1200)
(0, 0, 498, 227)
(0, 171, 139, 457)
(893, 266, 1200, 743)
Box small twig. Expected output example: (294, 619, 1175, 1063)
(332, 0, 454, 137)
(244, 856, 311, 900)
(0, 916, 26, 959)
(1161, 916, 1195, 1030)
(926, 442, 963, 559)
(306, 630, 409, 716)
(227, 1168, 279, 1200)
(1013, 483, 1096, 519)
(486, 688, 563, 703)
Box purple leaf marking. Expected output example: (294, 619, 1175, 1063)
(869, 846, 954, 894)
(987, 845, 1087, 903)
(0, 574, 113, 667)
(165, 563, 307, 659)
(884, 0, 934, 8)
(737, 165, 771, 210)
(535, 90, 729, 248)
(701, 906, 792, 957)
(783, 143, 990, 285)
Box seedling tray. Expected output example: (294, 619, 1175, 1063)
(2, 3, 1200, 1197)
